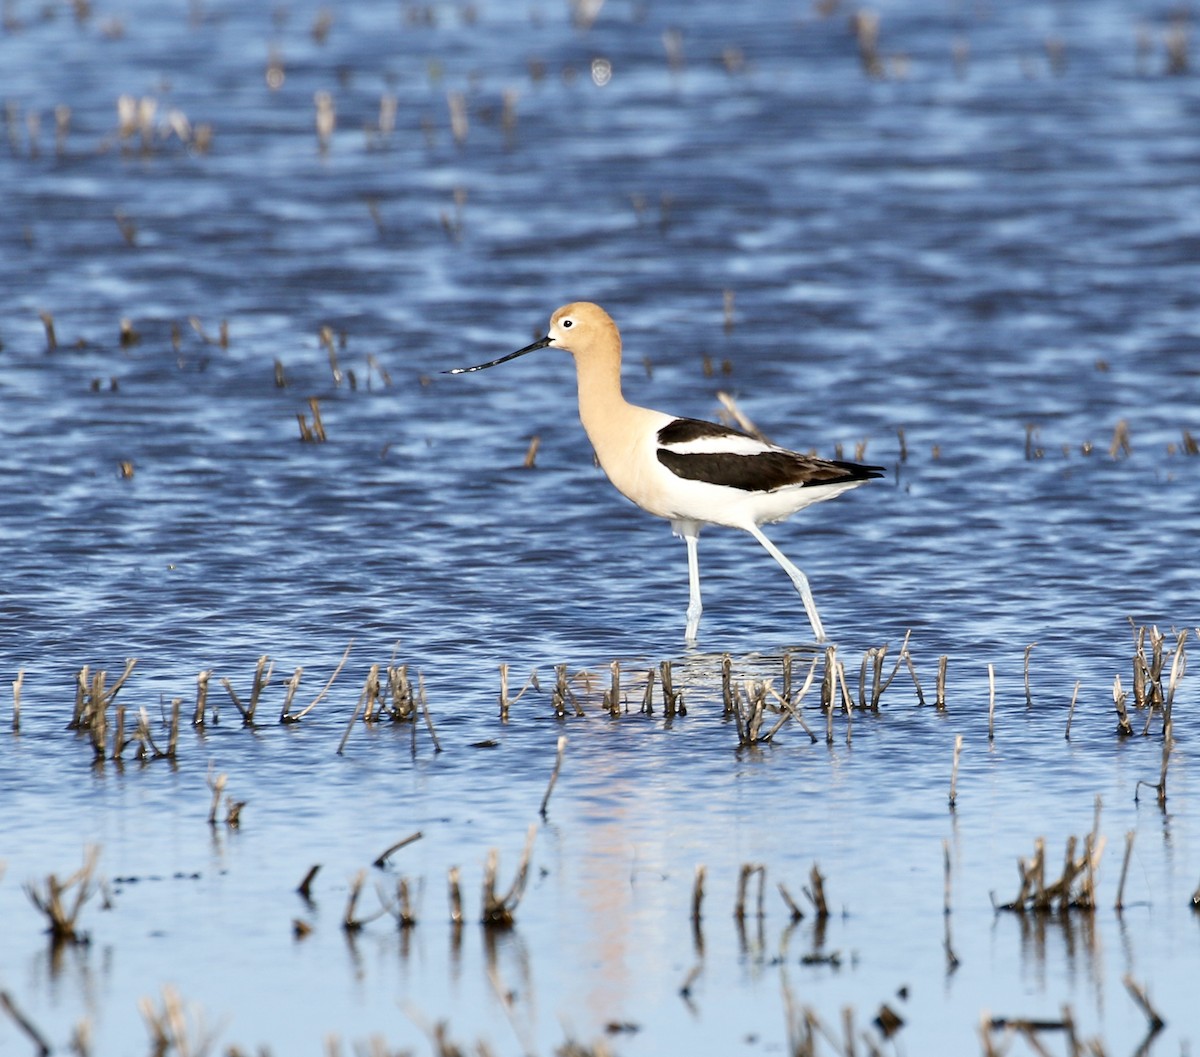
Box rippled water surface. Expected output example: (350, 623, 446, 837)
(2, 1, 1199, 1054)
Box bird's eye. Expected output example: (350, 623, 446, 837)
(562, 319, 573, 328)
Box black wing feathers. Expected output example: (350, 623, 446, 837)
(655, 418, 884, 493)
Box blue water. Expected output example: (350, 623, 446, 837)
(1, 1, 1198, 1053)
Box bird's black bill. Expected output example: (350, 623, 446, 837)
(444, 335, 553, 375)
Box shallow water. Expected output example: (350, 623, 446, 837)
(1, 1, 1198, 1054)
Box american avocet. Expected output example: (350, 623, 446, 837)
(448, 302, 883, 643)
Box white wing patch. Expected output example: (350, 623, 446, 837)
(659, 432, 776, 457)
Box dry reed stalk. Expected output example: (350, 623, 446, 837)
(539, 735, 567, 817)
(602, 659, 621, 716)
(220, 655, 273, 725)
(373, 832, 423, 868)
(139, 985, 221, 1057)
(192, 669, 211, 726)
(480, 824, 537, 928)
(1113, 674, 1133, 737)
(551, 663, 576, 718)
(1114, 830, 1135, 910)
(359, 664, 383, 722)
(342, 869, 370, 932)
(23, 845, 102, 945)
(225, 796, 245, 828)
(39, 310, 57, 351)
(448, 867, 463, 925)
(498, 663, 510, 721)
(166, 698, 181, 759)
(384, 662, 415, 721)
(949, 734, 963, 807)
(1109, 419, 1131, 458)
(866, 630, 910, 710)
(278, 668, 303, 721)
(285, 641, 353, 723)
(734, 863, 765, 921)
(111, 705, 128, 760)
(0, 990, 51, 1057)
(661, 660, 685, 715)
(766, 655, 820, 743)
(935, 655, 948, 709)
(1064, 681, 1080, 739)
(522, 435, 540, 468)
(392, 877, 418, 929)
(778, 882, 804, 922)
(12, 668, 23, 732)
(1165, 629, 1187, 709)
(738, 679, 775, 746)
(803, 863, 829, 920)
(715, 392, 770, 443)
(640, 666, 656, 714)
(335, 687, 365, 756)
(852, 9, 884, 77)
(297, 864, 321, 900)
(133, 706, 170, 760)
(417, 675, 441, 753)
(720, 654, 734, 714)
(903, 647, 926, 706)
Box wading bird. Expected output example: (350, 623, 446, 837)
(447, 302, 882, 643)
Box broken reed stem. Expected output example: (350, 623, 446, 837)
(602, 659, 621, 716)
(804, 863, 829, 919)
(904, 646, 926, 706)
(778, 882, 804, 922)
(720, 654, 734, 714)
(539, 735, 567, 818)
(522, 435, 540, 468)
(481, 823, 537, 928)
(949, 734, 964, 807)
(1065, 681, 1080, 739)
(987, 664, 996, 741)
(343, 869, 367, 931)
(166, 698, 181, 758)
(373, 831, 423, 868)
(448, 867, 463, 925)
(661, 659, 685, 715)
(1113, 674, 1133, 736)
(734, 863, 766, 921)
(691, 864, 706, 922)
(286, 640, 353, 723)
(335, 684, 365, 756)
(193, 669, 211, 726)
(1115, 830, 1135, 911)
(935, 655, 948, 710)
(417, 674, 441, 752)
(296, 864, 321, 900)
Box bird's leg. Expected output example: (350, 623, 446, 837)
(683, 531, 702, 643)
(746, 525, 827, 643)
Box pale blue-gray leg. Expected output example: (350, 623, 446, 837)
(746, 524, 827, 643)
(672, 520, 704, 643)
(683, 531, 702, 643)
